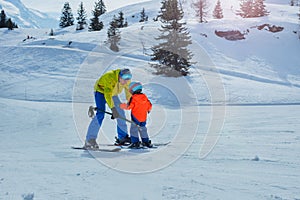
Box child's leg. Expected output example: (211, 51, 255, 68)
(140, 125, 150, 143)
(139, 123, 152, 147)
(130, 123, 139, 143)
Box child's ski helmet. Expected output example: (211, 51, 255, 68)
(129, 82, 142, 94)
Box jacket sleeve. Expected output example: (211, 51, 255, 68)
(120, 103, 129, 110)
(104, 87, 114, 108)
(94, 71, 117, 108)
(124, 82, 132, 101)
(148, 99, 152, 112)
(126, 97, 135, 110)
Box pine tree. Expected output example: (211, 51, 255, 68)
(49, 28, 54, 36)
(255, 0, 269, 17)
(193, 0, 209, 23)
(0, 10, 6, 28)
(107, 15, 121, 52)
(115, 11, 127, 28)
(139, 8, 148, 22)
(0, 10, 17, 29)
(59, 2, 74, 28)
(237, 0, 268, 18)
(76, 2, 87, 30)
(213, 0, 224, 19)
(151, 0, 193, 76)
(290, 0, 296, 6)
(6, 18, 14, 30)
(89, 0, 106, 31)
(298, 3, 300, 39)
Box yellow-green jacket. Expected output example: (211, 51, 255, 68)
(94, 69, 131, 108)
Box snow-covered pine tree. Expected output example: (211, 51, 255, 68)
(139, 8, 148, 22)
(151, 0, 193, 76)
(237, 0, 268, 18)
(76, 2, 87, 30)
(213, 0, 224, 19)
(193, 0, 209, 23)
(59, 2, 74, 28)
(255, 0, 269, 17)
(237, 0, 252, 18)
(107, 15, 121, 52)
(89, 0, 106, 31)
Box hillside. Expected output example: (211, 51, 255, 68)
(0, 0, 300, 104)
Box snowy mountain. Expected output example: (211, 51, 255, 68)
(0, 0, 57, 28)
(0, 0, 300, 199)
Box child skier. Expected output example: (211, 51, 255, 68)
(120, 81, 153, 148)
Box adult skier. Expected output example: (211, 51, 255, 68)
(84, 68, 132, 149)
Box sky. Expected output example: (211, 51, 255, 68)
(21, 0, 152, 13)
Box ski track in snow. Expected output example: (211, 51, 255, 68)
(0, 98, 300, 200)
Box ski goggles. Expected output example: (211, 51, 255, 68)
(119, 69, 132, 80)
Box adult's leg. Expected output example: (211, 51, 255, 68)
(112, 96, 128, 139)
(86, 92, 106, 141)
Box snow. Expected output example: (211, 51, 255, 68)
(1, 0, 300, 199)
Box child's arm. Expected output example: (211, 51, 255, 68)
(120, 103, 130, 110)
(120, 96, 134, 110)
(147, 98, 152, 113)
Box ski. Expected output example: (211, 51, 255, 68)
(72, 142, 169, 152)
(71, 146, 121, 152)
(99, 141, 171, 147)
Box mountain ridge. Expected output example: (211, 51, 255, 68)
(0, 0, 57, 28)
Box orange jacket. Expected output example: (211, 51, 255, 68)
(120, 93, 152, 122)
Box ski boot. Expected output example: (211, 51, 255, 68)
(114, 135, 131, 146)
(142, 140, 153, 148)
(84, 139, 99, 149)
(128, 142, 141, 149)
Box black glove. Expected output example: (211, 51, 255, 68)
(111, 107, 119, 119)
(88, 106, 95, 118)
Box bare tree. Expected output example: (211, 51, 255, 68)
(193, 0, 209, 23)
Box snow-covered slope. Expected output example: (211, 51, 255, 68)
(0, 0, 300, 199)
(0, 0, 57, 28)
(1, 0, 299, 104)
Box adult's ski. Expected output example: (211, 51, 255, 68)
(71, 146, 121, 152)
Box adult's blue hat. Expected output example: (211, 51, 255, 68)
(119, 68, 132, 80)
(129, 81, 142, 94)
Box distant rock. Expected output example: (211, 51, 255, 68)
(215, 30, 247, 41)
(256, 23, 284, 33)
